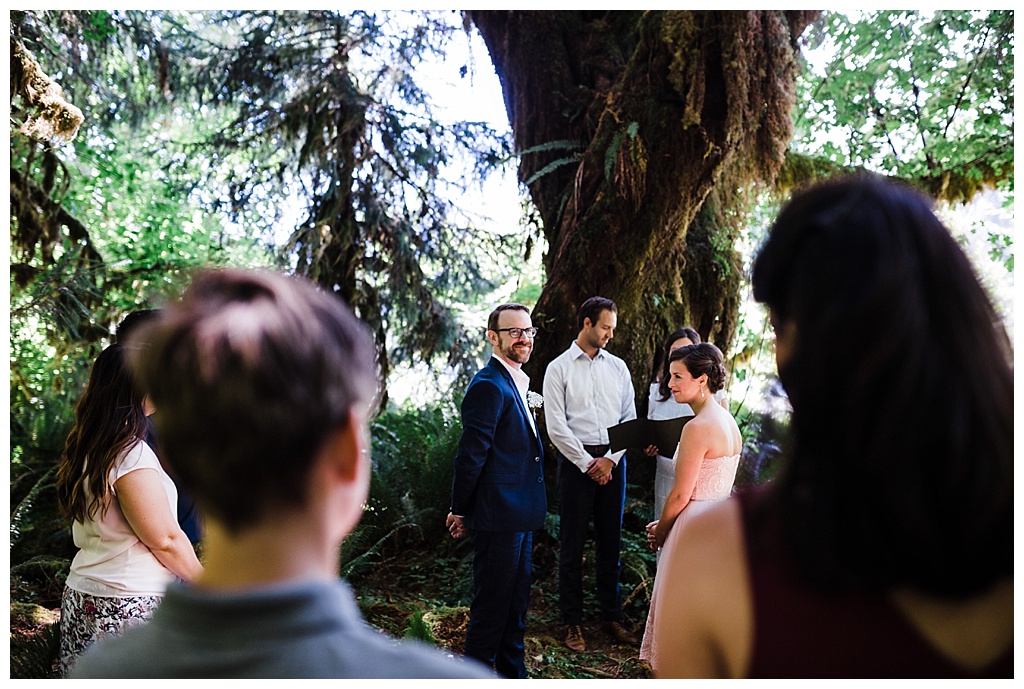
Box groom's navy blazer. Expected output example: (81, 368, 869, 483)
(451, 357, 546, 533)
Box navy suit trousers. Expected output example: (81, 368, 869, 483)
(464, 529, 533, 679)
(557, 453, 626, 626)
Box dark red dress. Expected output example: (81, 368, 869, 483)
(738, 488, 1012, 678)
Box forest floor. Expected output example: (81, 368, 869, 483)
(350, 535, 654, 680)
(10, 528, 655, 679)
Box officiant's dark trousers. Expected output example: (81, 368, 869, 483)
(557, 450, 626, 626)
(464, 529, 532, 679)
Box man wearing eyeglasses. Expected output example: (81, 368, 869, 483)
(447, 303, 547, 679)
(543, 296, 639, 652)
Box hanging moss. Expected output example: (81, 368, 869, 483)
(777, 151, 1012, 206)
(11, 38, 84, 145)
(471, 11, 817, 386)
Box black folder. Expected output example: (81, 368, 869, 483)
(607, 415, 693, 457)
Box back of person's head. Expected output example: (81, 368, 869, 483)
(114, 309, 161, 344)
(577, 296, 616, 330)
(751, 174, 1012, 597)
(668, 343, 726, 394)
(655, 327, 703, 400)
(127, 269, 380, 535)
(56, 344, 149, 523)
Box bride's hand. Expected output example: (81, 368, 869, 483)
(645, 520, 659, 550)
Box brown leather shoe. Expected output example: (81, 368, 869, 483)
(564, 625, 586, 652)
(603, 620, 638, 646)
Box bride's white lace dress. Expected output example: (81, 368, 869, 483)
(638, 451, 740, 667)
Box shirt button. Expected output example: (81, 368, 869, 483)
(537, 477, 543, 483)
(534, 456, 540, 462)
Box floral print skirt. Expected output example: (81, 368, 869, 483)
(58, 586, 162, 677)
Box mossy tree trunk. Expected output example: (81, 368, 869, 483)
(469, 10, 818, 397)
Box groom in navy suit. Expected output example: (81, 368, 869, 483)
(447, 303, 547, 679)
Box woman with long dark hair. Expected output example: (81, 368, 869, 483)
(56, 344, 202, 675)
(654, 176, 1012, 677)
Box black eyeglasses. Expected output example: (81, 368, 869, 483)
(495, 327, 538, 339)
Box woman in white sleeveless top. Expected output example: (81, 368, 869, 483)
(639, 343, 741, 668)
(55, 344, 202, 675)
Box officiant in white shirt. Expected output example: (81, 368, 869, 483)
(542, 296, 639, 653)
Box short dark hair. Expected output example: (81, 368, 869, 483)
(655, 327, 703, 401)
(751, 175, 1012, 597)
(577, 296, 616, 330)
(668, 343, 725, 393)
(487, 303, 530, 333)
(114, 309, 161, 344)
(128, 269, 380, 534)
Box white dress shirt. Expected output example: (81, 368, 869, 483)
(492, 354, 540, 440)
(542, 341, 637, 473)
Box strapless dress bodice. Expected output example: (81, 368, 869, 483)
(689, 453, 740, 501)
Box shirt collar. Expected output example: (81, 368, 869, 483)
(492, 354, 530, 388)
(569, 340, 605, 360)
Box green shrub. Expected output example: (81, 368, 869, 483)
(734, 405, 790, 489)
(366, 399, 464, 543)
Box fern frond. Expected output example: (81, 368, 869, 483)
(9, 610, 60, 679)
(524, 156, 580, 186)
(516, 139, 583, 156)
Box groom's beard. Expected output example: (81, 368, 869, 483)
(499, 338, 533, 364)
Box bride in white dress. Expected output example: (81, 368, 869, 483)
(647, 328, 729, 564)
(639, 343, 741, 668)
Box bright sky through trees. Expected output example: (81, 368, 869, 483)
(387, 11, 1015, 406)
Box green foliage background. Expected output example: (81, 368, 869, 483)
(8, 8, 1013, 679)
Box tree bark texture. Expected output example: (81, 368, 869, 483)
(469, 10, 817, 397)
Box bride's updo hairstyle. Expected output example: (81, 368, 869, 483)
(751, 175, 1012, 598)
(668, 343, 727, 393)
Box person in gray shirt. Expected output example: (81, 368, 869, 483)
(70, 268, 493, 679)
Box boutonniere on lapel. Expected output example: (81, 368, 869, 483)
(526, 391, 543, 423)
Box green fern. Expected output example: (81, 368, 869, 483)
(404, 609, 437, 644)
(513, 138, 585, 186)
(9, 611, 60, 679)
(603, 121, 641, 181)
(516, 139, 583, 156)
(524, 156, 580, 186)
(604, 130, 625, 180)
(11, 465, 57, 537)
(339, 519, 419, 579)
